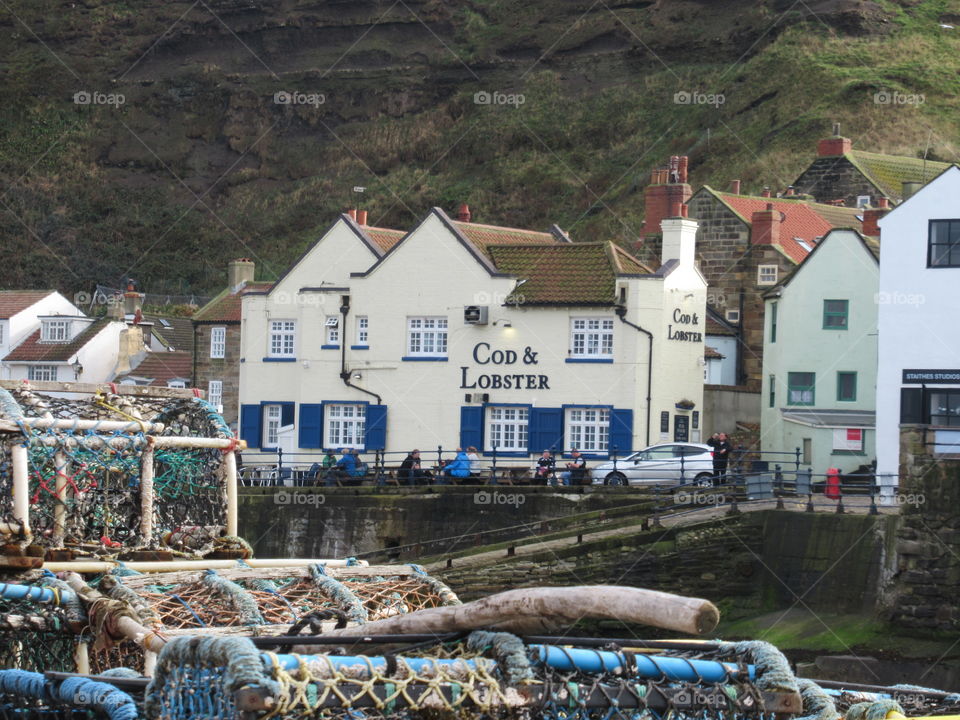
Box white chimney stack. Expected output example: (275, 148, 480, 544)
(660, 215, 698, 268)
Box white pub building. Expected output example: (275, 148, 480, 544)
(238, 207, 707, 462)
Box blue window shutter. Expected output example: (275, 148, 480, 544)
(609, 408, 633, 457)
(299, 404, 323, 449)
(364, 405, 388, 451)
(529, 408, 563, 453)
(460, 406, 483, 450)
(240, 404, 261, 449)
(280, 402, 295, 427)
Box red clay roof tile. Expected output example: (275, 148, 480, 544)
(0, 291, 58, 319)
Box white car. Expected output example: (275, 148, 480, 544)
(591, 443, 715, 486)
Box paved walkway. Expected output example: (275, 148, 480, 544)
(424, 495, 897, 574)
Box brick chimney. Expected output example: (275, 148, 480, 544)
(731, 180, 741, 195)
(752, 203, 781, 246)
(456, 203, 472, 222)
(644, 156, 692, 238)
(123, 279, 144, 316)
(347, 208, 357, 220)
(761, 187, 771, 198)
(817, 123, 852, 157)
(357, 209, 368, 225)
(228, 258, 255, 293)
(862, 197, 890, 236)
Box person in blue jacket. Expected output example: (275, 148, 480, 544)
(442, 447, 472, 482)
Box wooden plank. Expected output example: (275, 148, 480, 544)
(0, 379, 201, 399)
(119, 564, 416, 589)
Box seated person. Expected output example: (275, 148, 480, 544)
(559, 449, 587, 486)
(441, 448, 472, 482)
(399, 449, 431, 485)
(330, 449, 367, 485)
(466, 446, 482, 477)
(534, 450, 555, 484)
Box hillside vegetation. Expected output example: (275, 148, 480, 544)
(1, 0, 958, 296)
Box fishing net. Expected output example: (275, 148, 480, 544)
(0, 385, 232, 552)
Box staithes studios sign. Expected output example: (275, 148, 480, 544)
(460, 342, 550, 390)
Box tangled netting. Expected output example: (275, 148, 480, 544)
(0, 385, 231, 551)
(0, 563, 461, 679)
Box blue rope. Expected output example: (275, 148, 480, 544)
(58, 676, 139, 720)
(168, 593, 207, 627)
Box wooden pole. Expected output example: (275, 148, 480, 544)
(0, 418, 166, 434)
(224, 450, 238, 536)
(52, 451, 70, 548)
(30, 435, 246, 450)
(11, 443, 30, 536)
(299, 586, 720, 644)
(0, 379, 200, 399)
(44, 558, 368, 573)
(140, 442, 155, 545)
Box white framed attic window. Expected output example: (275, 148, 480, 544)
(856, 195, 871, 208)
(725, 310, 741, 324)
(325, 315, 340, 346)
(41, 319, 69, 342)
(757, 265, 779, 286)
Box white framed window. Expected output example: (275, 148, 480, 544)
(725, 310, 741, 324)
(167, 379, 187, 388)
(268, 320, 296, 357)
(356, 316, 369, 346)
(570, 318, 614, 358)
(832, 428, 863, 452)
(210, 326, 226, 358)
(757, 265, 778, 286)
(325, 316, 340, 345)
(207, 380, 223, 410)
(856, 195, 871, 208)
(566, 407, 610, 453)
(41, 320, 69, 342)
(486, 406, 529, 452)
(325, 404, 366, 449)
(263, 404, 282, 448)
(28, 365, 57, 381)
(407, 317, 448, 357)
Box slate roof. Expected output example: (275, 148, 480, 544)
(144, 314, 194, 351)
(487, 242, 652, 305)
(0, 291, 56, 319)
(193, 282, 273, 323)
(712, 191, 863, 264)
(3, 319, 110, 362)
(847, 150, 951, 200)
(117, 351, 193, 386)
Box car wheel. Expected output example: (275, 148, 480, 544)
(605, 472, 627, 486)
(694, 473, 713, 487)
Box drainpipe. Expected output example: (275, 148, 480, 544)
(615, 306, 652, 448)
(339, 296, 381, 404)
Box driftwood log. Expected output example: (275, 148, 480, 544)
(293, 585, 719, 651)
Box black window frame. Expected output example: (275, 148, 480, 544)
(928, 219, 960, 268)
(929, 389, 960, 427)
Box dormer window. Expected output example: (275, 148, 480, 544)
(41, 319, 69, 342)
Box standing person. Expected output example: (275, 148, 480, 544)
(713, 433, 732, 486)
(535, 450, 555, 485)
(466, 446, 482, 479)
(560, 449, 587, 486)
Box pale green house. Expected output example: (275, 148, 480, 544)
(761, 228, 879, 475)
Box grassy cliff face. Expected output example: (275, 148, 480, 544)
(1, 0, 958, 295)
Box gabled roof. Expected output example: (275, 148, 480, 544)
(193, 282, 273, 323)
(453, 221, 559, 258)
(117, 351, 193, 386)
(143, 314, 194, 350)
(363, 226, 406, 254)
(764, 228, 877, 296)
(846, 150, 951, 201)
(0, 291, 57, 319)
(707, 188, 863, 264)
(487, 242, 652, 305)
(3, 318, 110, 362)
(705, 306, 738, 336)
